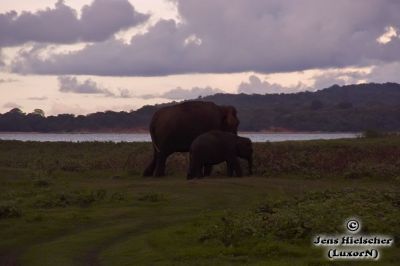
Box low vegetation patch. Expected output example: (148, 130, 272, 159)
(33, 178, 52, 187)
(137, 193, 167, 203)
(33, 189, 107, 208)
(0, 202, 22, 219)
(201, 189, 400, 248)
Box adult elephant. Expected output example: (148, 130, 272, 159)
(143, 101, 240, 177)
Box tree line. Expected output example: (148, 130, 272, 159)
(1, 83, 400, 132)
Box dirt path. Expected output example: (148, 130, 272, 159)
(80, 215, 195, 266)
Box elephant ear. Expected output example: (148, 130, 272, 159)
(220, 106, 239, 134)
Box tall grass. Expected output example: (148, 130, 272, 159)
(1, 137, 400, 179)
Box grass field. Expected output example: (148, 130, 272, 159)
(0, 137, 399, 265)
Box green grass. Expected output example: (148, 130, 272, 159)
(0, 138, 399, 265)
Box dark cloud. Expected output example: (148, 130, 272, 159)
(11, 20, 188, 75)
(0, 0, 149, 47)
(238, 75, 311, 94)
(9, 0, 400, 76)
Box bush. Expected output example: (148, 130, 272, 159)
(0, 203, 22, 219)
(110, 192, 126, 201)
(361, 130, 385, 138)
(33, 189, 107, 208)
(137, 193, 166, 203)
(33, 178, 51, 187)
(200, 189, 400, 246)
(200, 211, 263, 247)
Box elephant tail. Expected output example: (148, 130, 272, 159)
(149, 120, 161, 153)
(153, 142, 161, 153)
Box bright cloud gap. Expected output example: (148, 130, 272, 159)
(377, 26, 399, 44)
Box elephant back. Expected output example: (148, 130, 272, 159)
(149, 101, 238, 153)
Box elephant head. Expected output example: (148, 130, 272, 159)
(236, 137, 253, 175)
(220, 105, 239, 134)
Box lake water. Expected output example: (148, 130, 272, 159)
(0, 132, 359, 143)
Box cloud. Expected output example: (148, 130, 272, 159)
(238, 75, 310, 94)
(58, 76, 107, 94)
(140, 86, 223, 100)
(9, 0, 400, 76)
(377, 26, 399, 44)
(3, 102, 21, 109)
(49, 102, 88, 116)
(161, 86, 223, 99)
(0, 0, 149, 47)
(308, 63, 400, 89)
(28, 96, 48, 101)
(366, 62, 400, 84)
(117, 88, 134, 98)
(0, 78, 18, 84)
(0, 49, 4, 66)
(58, 76, 135, 98)
(239, 66, 400, 94)
(311, 70, 369, 90)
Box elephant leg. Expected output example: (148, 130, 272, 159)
(248, 158, 253, 176)
(233, 158, 243, 177)
(227, 157, 242, 177)
(197, 165, 205, 179)
(143, 148, 157, 177)
(187, 155, 198, 179)
(188, 164, 202, 179)
(226, 161, 234, 177)
(203, 165, 213, 177)
(194, 162, 204, 179)
(188, 154, 204, 179)
(154, 152, 169, 177)
(187, 167, 194, 180)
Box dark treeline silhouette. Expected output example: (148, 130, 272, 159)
(1, 83, 400, 132)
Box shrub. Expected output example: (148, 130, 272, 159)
(33, 178, 51, 187)
(137, 193, 166, 203)
(33, 189, 107, 208)
(200, 189, 400, 246)
(200, 211, 263, 247)
(0, 202, 22, 219)
(361, 130, 385, 138)
(110, 192, 126, 201)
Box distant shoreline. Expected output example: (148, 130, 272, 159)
(0, 131, 361, 134)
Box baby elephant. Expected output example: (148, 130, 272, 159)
(187, 130, 253, 179)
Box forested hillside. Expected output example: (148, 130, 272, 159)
(1, 83, 400, 132)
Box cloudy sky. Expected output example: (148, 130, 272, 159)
(0, 0, 399, 115)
